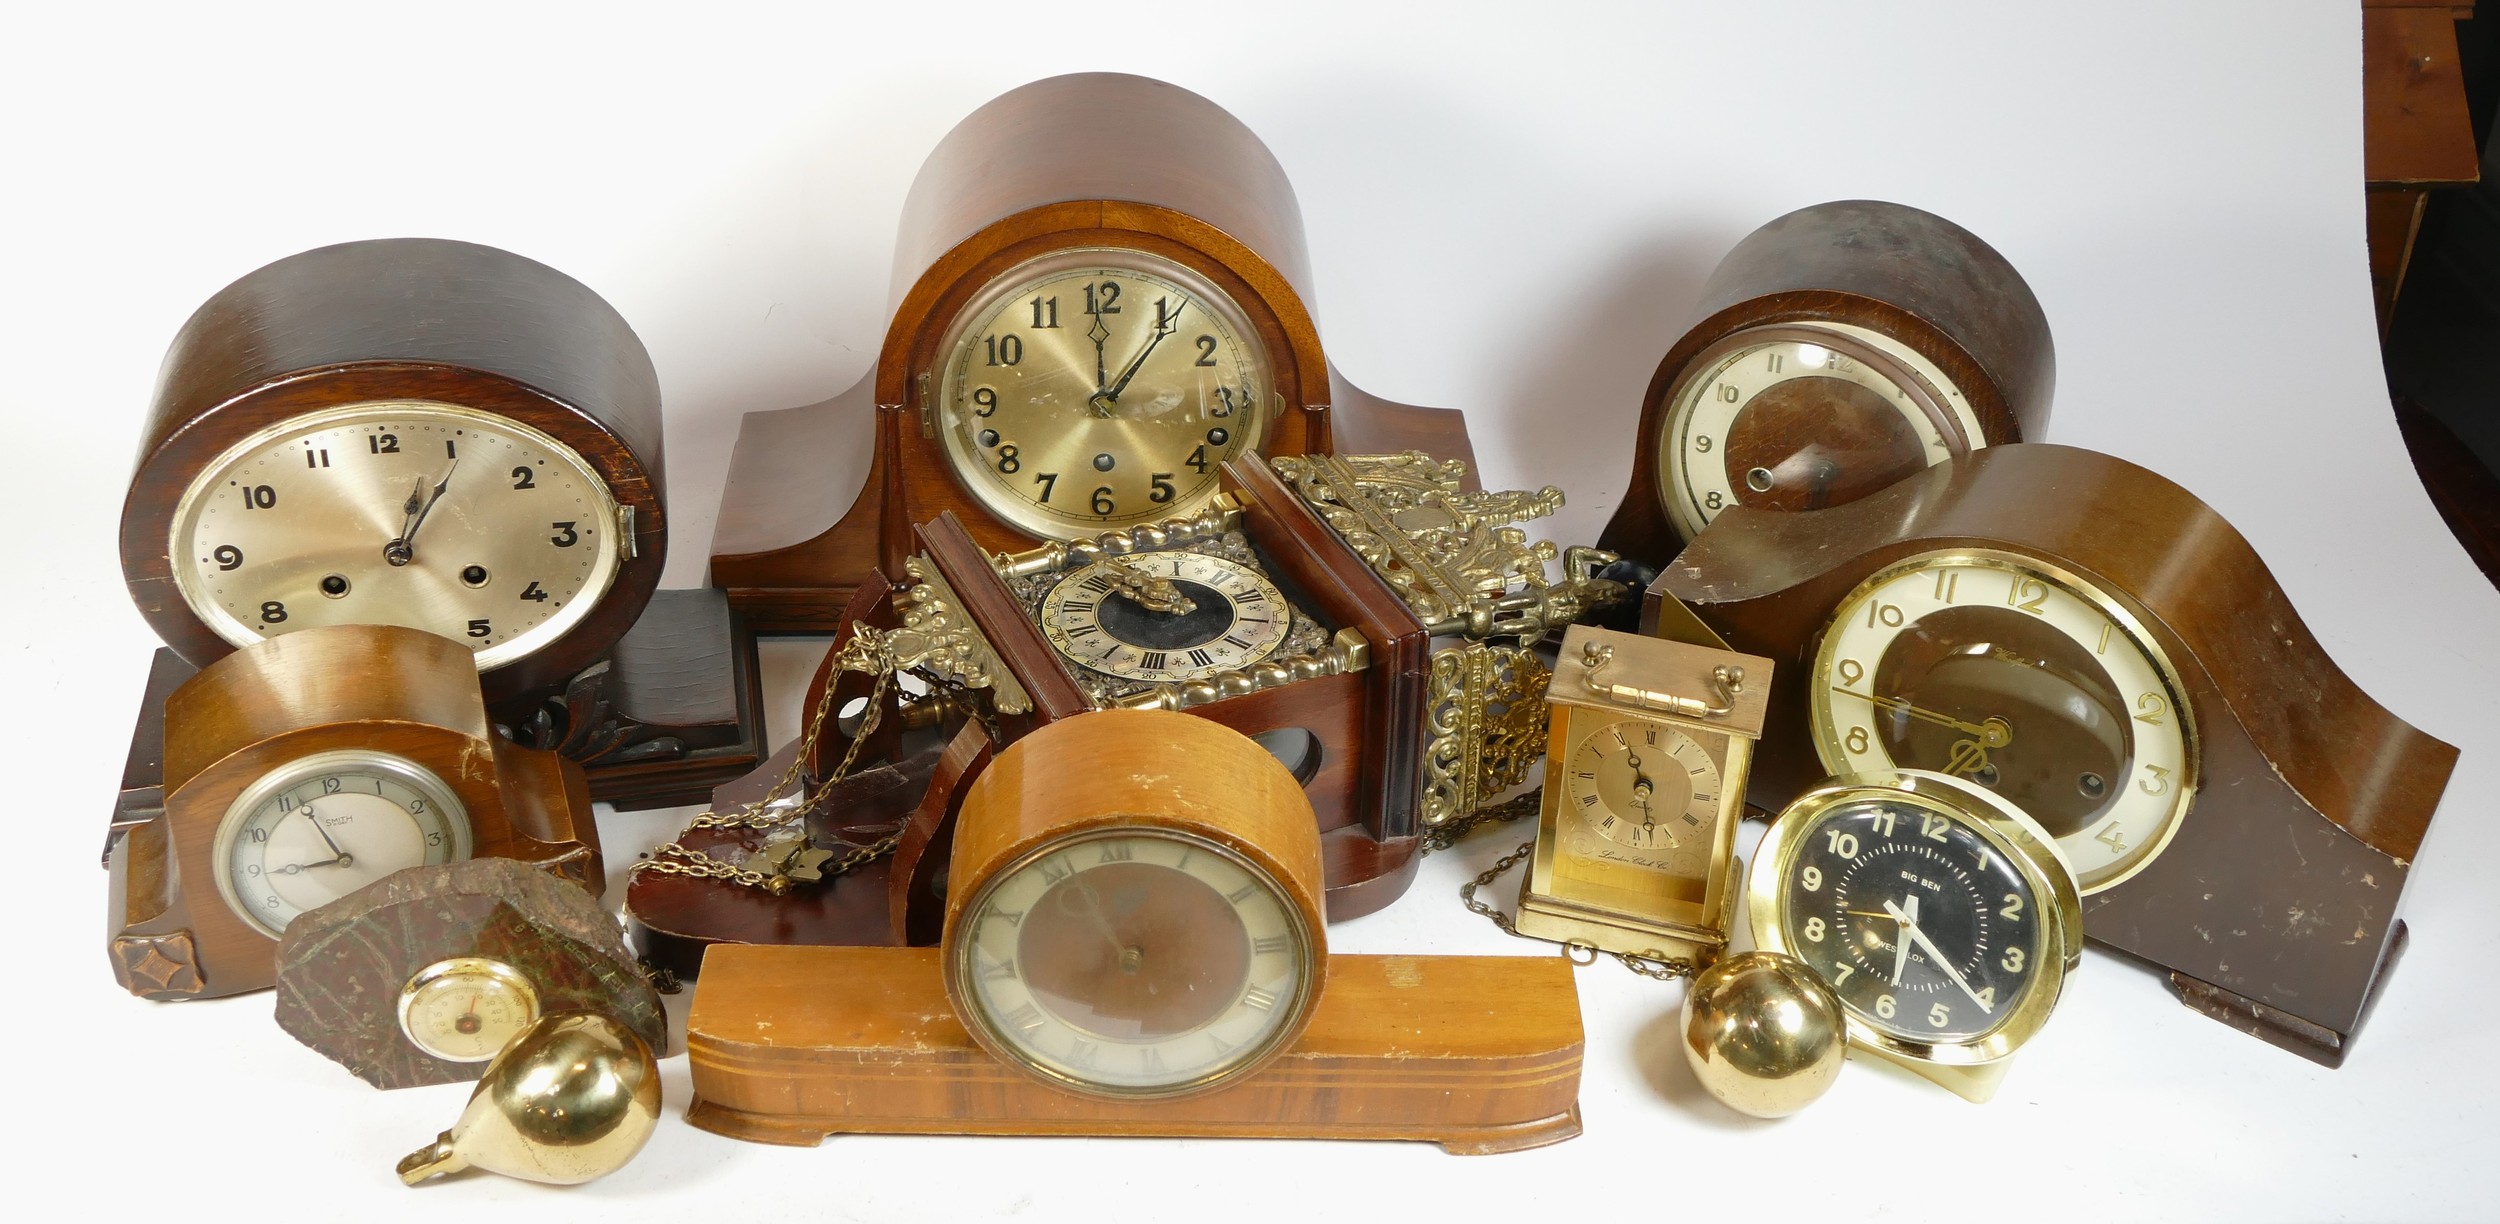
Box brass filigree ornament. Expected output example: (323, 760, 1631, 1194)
(1421, 644, 1550, 836)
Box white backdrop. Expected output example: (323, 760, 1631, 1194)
(6, 2, 2496, 1220)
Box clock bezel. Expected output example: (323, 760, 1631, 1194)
(1749, 771, 2082, 1070)
(209, 747, 474, 939)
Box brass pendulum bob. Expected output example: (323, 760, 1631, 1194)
(398, 1012, 662, 1186)
(1681, 950, 1847, 1118)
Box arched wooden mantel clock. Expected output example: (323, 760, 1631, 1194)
(630, 452, 1620, 975)
(1649, 443, 2456, 1065)
(709, 72, 1480, 630)
(682, 710, 1585, 1154)
(1597, 200, 2054, 571)
(111, 238, 766, 831)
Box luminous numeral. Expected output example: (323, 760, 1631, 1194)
(1920, 813, 1950, 842)
(1824, 831, 1860, 858)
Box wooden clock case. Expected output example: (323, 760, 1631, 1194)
(112, 238, 764, 814)
(1598, 199, 2055, 568)
(709, 72, 1479, 630)
(108, 626, 603, 1002)
(630, 452, 1431, 975)
(1650, 442, 2455, 1064)
(683, 712, 1584, 1154)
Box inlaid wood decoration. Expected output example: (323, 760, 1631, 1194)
(107, 625, 603, 1001)
(1599, 200, 2054, 569)
(1650, 443, 2455, 1065)
(710, 72, 1480, 630)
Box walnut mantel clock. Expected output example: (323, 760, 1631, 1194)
(1651, 442, 2455, 1065)
(106, 626, 603, 1002)
(1599, 200, 2054, 566)
(709, 72, 1481, 630)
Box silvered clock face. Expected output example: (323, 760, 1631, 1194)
(1038, 552, 1291, 684)
(212, 750, 472, 938)
(167, 400, 626, 671)
(936, 248, 1271, 539)
(954, 828, 1315, 1097)
(1658, 322, 1985, 540)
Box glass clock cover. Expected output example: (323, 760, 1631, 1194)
(212, 749, 473, 937)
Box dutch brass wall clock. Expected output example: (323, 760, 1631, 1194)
(1598, 199, 2053, 567)
(107, 625, 604, 1001)
(1649, 442, 2456, 1065)
(709, 72, 1483, 629)
(681, 709, 1586, 1153)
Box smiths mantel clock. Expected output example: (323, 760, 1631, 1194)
(1598, 200, 2053, 566)
(107, 626, 604, 1002)
(1652, 443, 2457, 1065)
(682, 710, 1586, 1152)
(1515, 626, 1771, 966)
(710, 72, 1482, 629)
(119, 237, 666, 702)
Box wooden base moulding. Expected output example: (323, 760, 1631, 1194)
(685, 945, 1585, 1154)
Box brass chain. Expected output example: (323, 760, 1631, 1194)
(631, 631, 903, 894)
(1455, 829, 1701, 983)
(1421, 787, 1544, 853)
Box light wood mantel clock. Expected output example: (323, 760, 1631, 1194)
(709, 72, 1480, 630)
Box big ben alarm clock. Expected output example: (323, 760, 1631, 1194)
(710, 72, 1481, 629)
(108, 625, 603, 1001)
(1652, 443, 2456, 1065)
(120, 237, 665, 701)
(682, 709, 1585, 1153)
(1598, 200, 2052, 566)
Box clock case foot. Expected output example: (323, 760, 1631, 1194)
(684, 945, 1583, 1153)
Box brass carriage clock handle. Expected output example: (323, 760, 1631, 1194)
(1580, 641, 1743, 720)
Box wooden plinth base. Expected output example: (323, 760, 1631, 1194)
(686, 945, 1584, 1154)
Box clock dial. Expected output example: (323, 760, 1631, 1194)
(1563, 718, 1720, 857)
(168, 400, 626, 671)
(212, 751, 472, 938)
(397, 957, 542, 1063)
(937, 249, 1270, 538)
(1770, 795, 2044, 1045)
(1810, 551, 2197, 893)
(1658, 323, 1983, 540)
(1038, 552, 1291, 683)
(955, 828, 1316, 1097)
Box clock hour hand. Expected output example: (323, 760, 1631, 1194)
(1086, 315, 1113, 416)
(1845, 689, 2013, 748)
(384, 457, 459, 567)
(1091, 301, 1185, 413)
(1882, 898, 1993, 1013)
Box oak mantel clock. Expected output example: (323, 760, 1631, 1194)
(710, 72, 1481, 630)
(683, 710, 1584, 1153)
(1599, 200, 2054, 567)
(107, 626, 603, 1002)
(1651, 442, 2455, 1065)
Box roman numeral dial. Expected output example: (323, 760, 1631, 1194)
(1038, 551, 1292, 684)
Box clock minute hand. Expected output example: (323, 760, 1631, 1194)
(1095, 302, 1186, 411)
(1882, 898, 1993, 1013)
(384, 457, 459, 566)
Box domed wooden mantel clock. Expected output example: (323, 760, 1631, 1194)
(1648, 443, 2456, 1066)
(1597, 200, 2054, 569)
(111, 237, 766, 822)
(709, 72, 1480, 631)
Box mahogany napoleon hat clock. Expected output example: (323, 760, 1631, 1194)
(710, 72, 1481, 628)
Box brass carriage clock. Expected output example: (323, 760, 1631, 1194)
(1515, 626, 1771, 965)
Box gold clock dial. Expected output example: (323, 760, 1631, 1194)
(168, 400, 626, 671)
(954, 828, 1316, 1098)
(1038, 552, 1291, 683)
(397, 957, 542, 1063)
(211, 750, 472, 938)
(936, 248, 1271, 538)
(1809, 550, 2199, 893)
(1563, 718, 1721, 858)
(1659, 322, 1985, 540)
